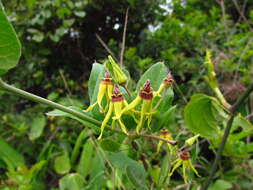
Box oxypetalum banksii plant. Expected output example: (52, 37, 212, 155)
(83, 56, 201, 183)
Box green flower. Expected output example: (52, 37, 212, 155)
(83, 71, 113, 113)
(106, 55, 128, 85)
(169, 149, 200, 184)
(169, 135, 200, 183)
(156, 129, 175, 154)
(98, 86, 128, 139)
(118, 80, 155, 134)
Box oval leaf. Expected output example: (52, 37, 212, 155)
(184, 94, 224, 138)
(100, 138, 121, 152)
(0, 2, 21, 72)
(59, 173, 85, 190)
(54, 153, 71, 175)
(136, 62, 168, 91)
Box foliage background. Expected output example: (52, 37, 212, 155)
(1, 0, 253, 189)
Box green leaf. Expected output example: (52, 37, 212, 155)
(184, 94, 225, 138)
(70, 129, 89, 164)
(0, 69, 7, 75)
(126, 165, 148, 190)
(99, 138, 121, 152)
(156, 87, 174, 113)
(158, 154, 170, 187)
(155, 105, 177, 131)
(108, 152, 147, 188)
(233, 114, 253, 132)
(0, 2, 21, 71)
(88, 151, 106, 189)
(77, 139, 94, 178)
(59, 173, 85, 190)
(88, 63, 104, 103)
(74, 11, 86, 18)
(208, 179, 232, 190)
(54, 153, 71, 175)
(0, 137, 24, 168)
(29, 115, 46, 140)
(136, 62, 167, 91)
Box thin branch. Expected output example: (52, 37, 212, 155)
(139, 134, 178, 145)
(120, 8, 129, 67)
(0, 78, 179, 145)
(0, 78, 101, 127)
(231, 0, 253, 31)
(201, 83, 253, 190)
(95, 34, 118, 62)
(59, 69, 74, 105)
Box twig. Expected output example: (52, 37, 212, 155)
(139, 134, 178, 145)
(59, 69, 74, 105)
(120, 8, 129, 68)
(231, 0, 253, 31)
(95, 34, 118, 62)
(0, 78, 104, 130)
(201, 83, 253, 190)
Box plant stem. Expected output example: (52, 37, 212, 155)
(0, 78, 176, 145)
(139, 134, 178, 145)
(201, 83, 253, 190)
(0, 78, 102, 127)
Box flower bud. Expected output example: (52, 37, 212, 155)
(155, 72, 174, 97)
(106, 55, 128, 85)
(98, 86, 128, 139)
(185, 134, 199, 147)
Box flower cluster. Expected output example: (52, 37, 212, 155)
(84, 58, 201, 183)
(156, 130, 200, 184)
(83, 60, 174, 139)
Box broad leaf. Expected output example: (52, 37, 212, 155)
(108, 152, 147, 188)
(88, 63, 104, 103)
(155, 105, 177, 131)
(59, 173, 85, 190)
(208, 179, 232, 190)
(0, 137, 24, 168)
(126, 165, 148, 190)
(54, 153, 71, 175)
(184, 94, 226, 138)
(136, 62, 168, 91)
(0, 2, 21, 72)
(29, 115, 46, 140)
(100, 138, 121, 152)
(77, 139, 94, 178)
(88, 150, 106, 189)
(70, 129, 89, 164)
(158, 154, 170, 187)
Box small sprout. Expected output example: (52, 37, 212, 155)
(106, 55, 128, 85)
(155, 72, 174, 97)
(98, 86, 128, 139)
(83, 71, 113, 113)
(156, 129, 175, 154)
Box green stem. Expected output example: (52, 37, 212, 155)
(213, 87, 231, 110)
(201, 83, 253, 190)
(0, 78, 179, 144)
(0, 78, 101, 127)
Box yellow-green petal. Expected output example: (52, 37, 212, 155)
(169, 158, 182, 177)
(98, 102, 113, 140)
